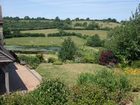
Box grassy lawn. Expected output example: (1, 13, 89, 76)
(36, 63, 110, 85)
(5, 36, 86, 47)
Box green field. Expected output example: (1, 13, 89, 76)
(5, 36, 86, 47)
(21, 29, 108, 39)
(36, 63, 109, 85)
(21, 29, 59, 35)
(65, 30, 108, 39)
(72, 21, 120, 28)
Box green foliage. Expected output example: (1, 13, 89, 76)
(78, 73, 95, 84)
(31, 79, 69, 105)
(105, 4, 140, 63)
(86, 34, 103, 47)
(18, 54, 45, 69)
(0, 80, 69, 105)
(68, 85, 117, 105)
(47, 31, 87, 39)
(78, 70, 131, 92)
(48, 57, 57, 63)
(0, 78, 131, 105)
(59, 37, 77, 61)
(131, 60, 140, 68)
(74, 47, 101, 63)
(0, 93, 26, 105)
(53, 60, 63, 65)
(86, 21, 99, 30)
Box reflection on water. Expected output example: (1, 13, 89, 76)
(4, 45, 61, 53)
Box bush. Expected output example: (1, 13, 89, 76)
(77, 70, 132, 103)
(99, 50, 118, 66)
(18, 54, 45, 69)
(131, 60, 140, 68)
(68, 85, 116, 105)
(78, 70, 131, 92)
(105, 4, 140, 63)
(77, 73, 95, 85)
(59, 37, 77, 61)
(0, 93, 26, 105)
(74, 48, 100, 64)
(53, 60, 63, 65)
(31, 79, 69, 105)
(48, 57, 57, 63)
(86, 34, 102, 47)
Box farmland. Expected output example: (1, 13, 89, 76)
(5, 36, 86, 47)
(2, 4, 140, 104)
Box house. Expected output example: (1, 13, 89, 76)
(0, 5, 15, 94)
(0, 5, 41, 95)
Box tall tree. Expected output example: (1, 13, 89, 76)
(59, 37, 77, 61)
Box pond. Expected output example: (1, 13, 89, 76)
(4, 45, 61, 53)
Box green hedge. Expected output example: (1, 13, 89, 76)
(5, 33, 45, 38)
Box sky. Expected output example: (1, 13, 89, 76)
(0, 0, 140, 21)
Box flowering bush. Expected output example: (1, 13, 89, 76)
(99, 51, 118, 66)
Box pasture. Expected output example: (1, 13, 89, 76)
(72, 21, 120, 28)
(65, 30, 107, 39)
(21, 29, 108, 39)
(5, 36, 86, 47)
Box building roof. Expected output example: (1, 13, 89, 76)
(0, 5, 3, 25)
(0, 46, 15, 63)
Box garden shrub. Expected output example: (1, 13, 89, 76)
(48, 57, 57, 63)
(77, 70, 132, 103)
(68, 85, 116, 105)
(82, 54, 95, 63)
(59, 37, 77, 61)
(18, 54, 45, 69)
(77, 73, 95, 85)
(86, 34, 102, 47)
(99, 50, 118, 66)
(74, 48, 99, 64)
(78, 70, 131, 92)
(105, 5, 140, 63)
(0, 93, 26, 105)
(53, 60, 63, 65)
(31, 79, 69, 105)
(131, 60, 140, 68)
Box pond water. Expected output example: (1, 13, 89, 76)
(5, 45, 61, 53)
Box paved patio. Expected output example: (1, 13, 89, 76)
(0, 63, 42, 94)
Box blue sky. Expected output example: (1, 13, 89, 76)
(0, 0, 140, 21)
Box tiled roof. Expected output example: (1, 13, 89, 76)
(0, 46, 15, 63)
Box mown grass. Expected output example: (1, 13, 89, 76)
(36, 63, 109, 85)
(5, 36, 86, 47)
